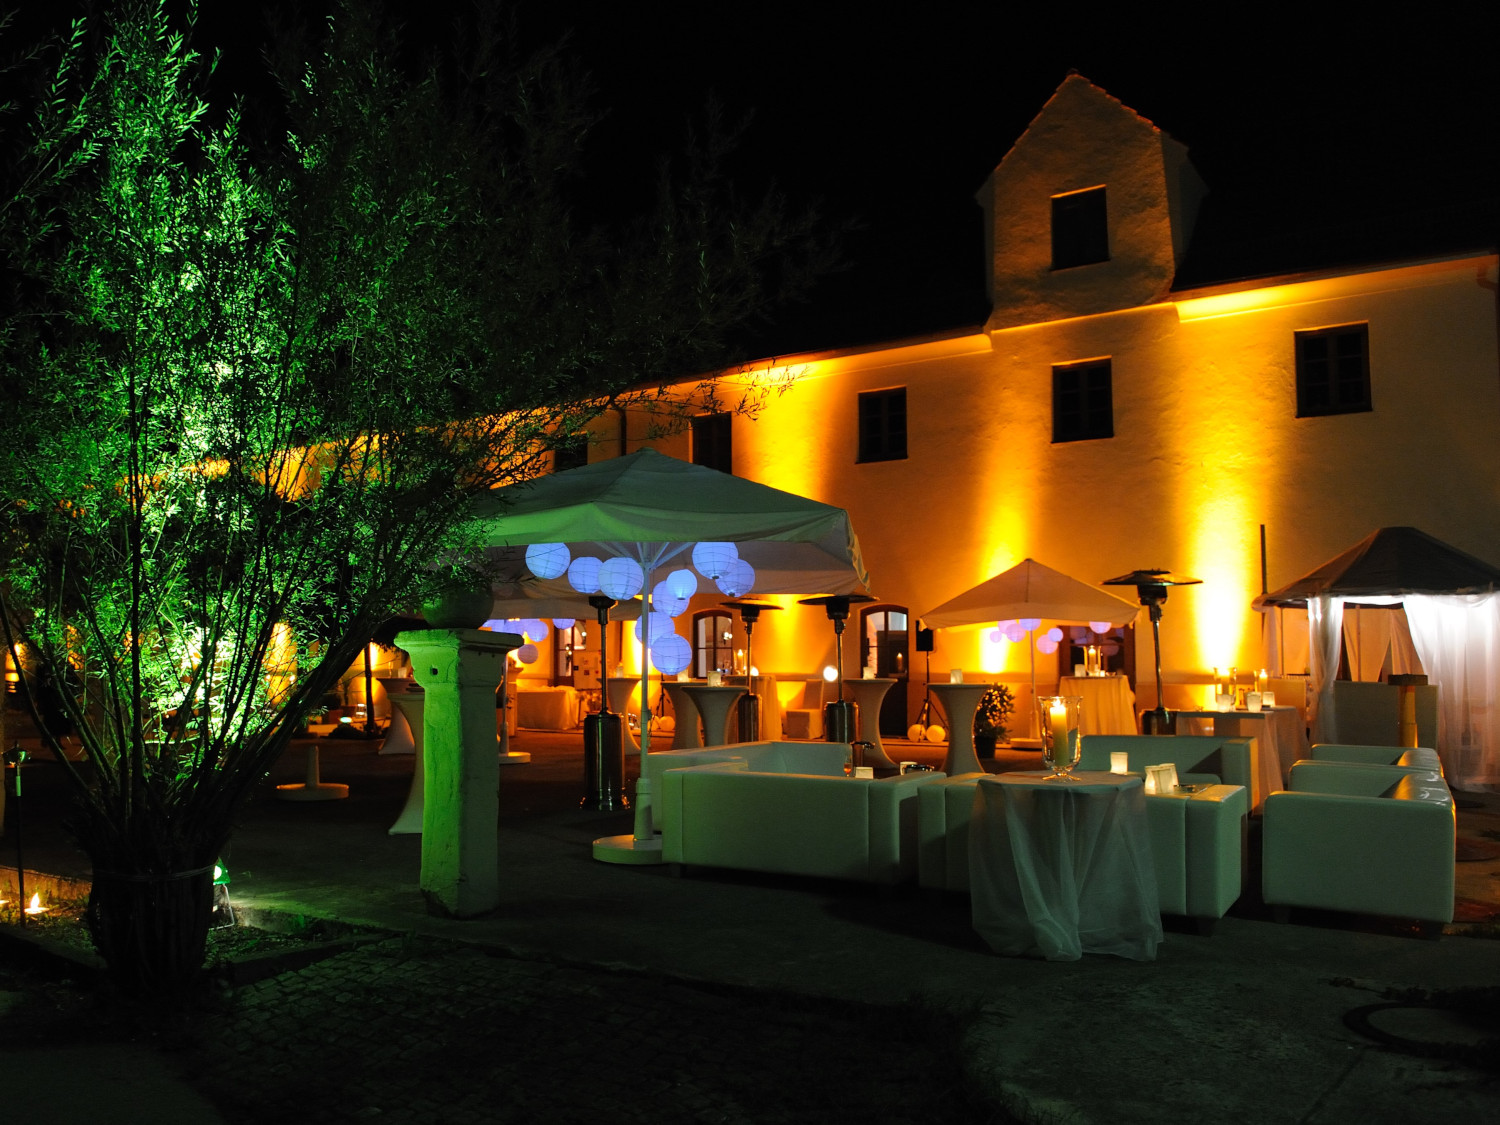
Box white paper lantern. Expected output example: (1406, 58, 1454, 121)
(552, 618, 575, 630)
(715, 558, 756, 597)
(988, 627, 1007, 645)
(567, 556, 602, 594)
(1004, 622, 1028, 643)
(666, 568, 698, 600)
(524, 542, 571, 580)
(1037, 638, 1059, 654)
(517, 643, 539, 664)
(651, 579, 690, 618)
(822, 664, 839, 682)
(1020, 617, 1042, 631)
(634, 611, 677, 644)
(925, 724, 947, 743)
(1045, 626, 1063, 642)
(598, 556, 644, 600)
(692, 541, 738, 580)
(1090, 620, 1112, 634)
(521, 618, 550, 642)
(650, 633, 692, 674)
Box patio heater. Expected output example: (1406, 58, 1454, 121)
(721, 600, 780, 742)
(582, 593, 628, 811)
(1102, 569, 1201, 735)
(798, 594, 875, 744)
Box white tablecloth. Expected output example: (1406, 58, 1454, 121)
(515, 685, 584, 730)
(969, 771, 1162, 961)
(1057, 675, 1138, 735)
(1176, 706, 1307, 806)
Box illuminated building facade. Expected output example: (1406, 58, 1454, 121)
(574, 75, 1500, 734)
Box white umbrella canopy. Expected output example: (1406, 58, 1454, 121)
(473, 448, 870, 595)
(484, 579, 641, 623)
(921, 558, 1138, 630)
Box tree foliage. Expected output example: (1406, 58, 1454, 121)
(0, 0, 834, 999)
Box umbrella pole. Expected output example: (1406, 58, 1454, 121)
(1029, 629, 1038, 740)
(633, 571, 657, 842)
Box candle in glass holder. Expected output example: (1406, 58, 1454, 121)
(1246, 691, 1263, 712)
(1109, 751, 1129, 774)
(949, 668, 963, 684)
(1262, 690, 1276, 708)
(707, 670, 722, 686)
(1256, 668, 1269, 694)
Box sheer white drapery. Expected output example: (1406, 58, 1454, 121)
(1402, 593, 1500, 789)
(1341, 605, 1424, 681)
(1307, 595, 1345, 745)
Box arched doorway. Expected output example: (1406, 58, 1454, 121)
(859, 604, 909, 736)
(692, 610, 734, 679)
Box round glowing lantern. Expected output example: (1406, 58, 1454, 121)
(516, 643, 539, 664)
(925, 724, 947, 743)
(552, 618, 575, 630)
(598, 556, 644, 600)
(1036, 637, 1059, 654)
(650, 633, 692, 675)
(907, 723, 927, 742)
(524, 542, 571, 580)
(715, 558, 756, 597)
(521, 618, 550, 642)
(988, 627, 1008, 645)
(567, 556, 602, 594)
(666, 568, 698, 600)
(1045, 626, 1063, 642)
(822, 665, 839, 683)
(651, 579, 689, 618)
(691, 541, 738, 580)
(1004, 622, 1028, 643)
(1090, 620, 1112, 634)
(633, 611, 676, 645)
(1020, 618, 1042, 632)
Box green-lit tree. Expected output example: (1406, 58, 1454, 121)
(0, 1, 832, 1001)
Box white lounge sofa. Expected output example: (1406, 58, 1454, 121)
(1262, 761, 1454, 929)
(1308, 743, 1443, 774)
(658, 757, 947, 885)
(641, 740, 850, 832)
(917, 772, 1247, 926)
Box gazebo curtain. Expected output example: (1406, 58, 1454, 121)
(1402, 593, 1500, 790)
(1307, 595, 1345, 744)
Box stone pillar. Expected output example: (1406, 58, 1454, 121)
(396, 628, 521, 919)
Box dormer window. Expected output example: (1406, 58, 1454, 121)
(1051, 186, 1109, 270)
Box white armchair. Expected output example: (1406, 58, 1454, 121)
(780, 679, 826, 739)
(642, 740, 849, 831)
(1308, 743, 1443, 774)
(1262, 761, 1454, 928)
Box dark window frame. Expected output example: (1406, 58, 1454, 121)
(857, 387, 907, 463)
(552, 432, 589, 474)
(1295, 324, 1371, 418)
(1051, 186, 1109, 270)
(692, 611, 734, 679)
(691, 412, 733, 474)
(1052, 359, 1114, 444)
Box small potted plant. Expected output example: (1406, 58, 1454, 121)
(972, 683, 1015, 758)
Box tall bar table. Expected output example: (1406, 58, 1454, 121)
(842, 678, 899, 767)
(662, 681, 703, 749)
(681, 684, 746, 747)
(929, 682, 992, 776)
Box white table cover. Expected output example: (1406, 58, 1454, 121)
(969, 771, 1162, 961)
(1057, 675, 1137, 735)
(515, 685, 584, 730)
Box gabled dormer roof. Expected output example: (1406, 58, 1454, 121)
(977, 74, 1206, 331)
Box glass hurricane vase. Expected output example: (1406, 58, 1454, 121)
(1039, 695, 1083, 780)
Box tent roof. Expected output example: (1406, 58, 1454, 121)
(1259, 526, 1500, 607)
(920, 558, 1139, 630)
(473, 448, 869, 596)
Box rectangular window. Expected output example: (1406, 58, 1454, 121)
(552, 432, 589, 473)
(1052, 359, 1113, 443)
(1296, 325, 1371, 417)
(858, 387, 907, 462)
(691, 412, 732, 474)
(1051, 186, 1109, 270)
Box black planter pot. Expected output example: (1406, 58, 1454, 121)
(974, 733, 998, 759)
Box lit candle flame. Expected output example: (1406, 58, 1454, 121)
(24, 893, 46, 915)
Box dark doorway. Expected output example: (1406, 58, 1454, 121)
(859, 605, 909, 737)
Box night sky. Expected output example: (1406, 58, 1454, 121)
(17, 2, 1498, 355)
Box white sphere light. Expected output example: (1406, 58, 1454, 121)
(1090, 620, 1113, 634)
(567, 556, 602, 594)
(988, 627, 1007, 645)
(1020, 618, 1042, 631)
(651, 579, 689, 618)
(907, 723, 927, 742)
(517, 643, 539, 664)
(666, 568, 698, 600)
(650, 633, 692, 675)
(926, 724, 947, 743)
(1037, 638, 1059, 654)
(1045, 626, 1063, 642)
(715, 558, 756, 597)
(522, 618, 550, 642)
(633, 612, 677, 645)
(1005, 622, 1028, 643)
(524, 542, 571, 580)
(692, 541, 738, 580)
(552, 618, 575, 630)
(822, 664, 839, 682)
(598, 556, 644, 600)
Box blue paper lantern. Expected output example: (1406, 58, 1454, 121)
(633, 611, 677, 645)
(1045, 626, 1063, 642)
(567, 556, 602, 594)
(1090, 620, 1113, 634)
(517, 643, 539, 664)
(598, 556, 645, 600)
(666, 568, 698, 600)
(1036, 637, 1059, 654)
(552, 618, 575, 630)
(524, 542, 571, 580)
(651, 579, 689, 618)
(1004, 622, 1028, 643)
(1020, 617, 1042, 631)
(715, 558, 755, 597)
(521, 618, 550, 642)
(691, 541, 738, 580)
(650, 633, 692, 675)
